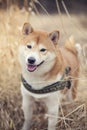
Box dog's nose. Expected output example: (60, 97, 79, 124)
(28, 57, 36, 64)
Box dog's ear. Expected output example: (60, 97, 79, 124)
(22, 23, 33, 35)
(49, 31, 59, 44)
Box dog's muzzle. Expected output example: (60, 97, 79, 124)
(27, 59, 44, 72)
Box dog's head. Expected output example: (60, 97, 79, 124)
(19, 23, 60, 74)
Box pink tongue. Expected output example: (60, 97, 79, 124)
(27, 65, 37, 72)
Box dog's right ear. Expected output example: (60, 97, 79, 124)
(49, 31, 59, 45)
(22, 23, 33, 35)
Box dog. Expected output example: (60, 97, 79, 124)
(19, 23, 80, 130)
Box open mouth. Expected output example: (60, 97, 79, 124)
(27, 61, 44, 72)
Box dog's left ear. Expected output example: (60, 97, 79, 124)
(49, 31, 59, 44)
(22, 23, 33, 35)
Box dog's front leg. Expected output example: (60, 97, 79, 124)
(45, 93, 60, 130)
(21, 87, 34, 130)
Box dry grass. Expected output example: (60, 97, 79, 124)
(0, 6, 87, 130)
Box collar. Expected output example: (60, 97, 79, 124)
(21, 67, 71, 94)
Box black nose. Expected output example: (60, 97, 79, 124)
(28, 57, 36, 64)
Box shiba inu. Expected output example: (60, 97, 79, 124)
(19, 23, 80, 130)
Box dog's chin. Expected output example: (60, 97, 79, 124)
(27, 61, 44, 72)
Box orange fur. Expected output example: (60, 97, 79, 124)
(57, 41, 79, 100)
(65, 36, 78, 55)
(20, 23, 80, 130)
(20, 24, 80, 100)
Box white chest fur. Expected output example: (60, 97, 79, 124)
(21, 71, 62, 98)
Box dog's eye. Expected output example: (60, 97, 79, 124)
(40, 48, 46, 52)
(27, 45, 32, 49)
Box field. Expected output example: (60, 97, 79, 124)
(0, 6, 87, 130)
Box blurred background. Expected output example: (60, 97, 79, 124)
(0, 0, 87, 13)
(0, 0, 87, 130)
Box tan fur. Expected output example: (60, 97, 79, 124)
(60, 47, 79, 100)
(19, 23, 80, 130)
(60, 36, 79, 100)
(65, 36, 78, 55)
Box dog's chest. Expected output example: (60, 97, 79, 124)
(27, 73, 62, 89)
(21, 73, 62, 98)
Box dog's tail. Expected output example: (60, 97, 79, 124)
(65, 36, 79, 55)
